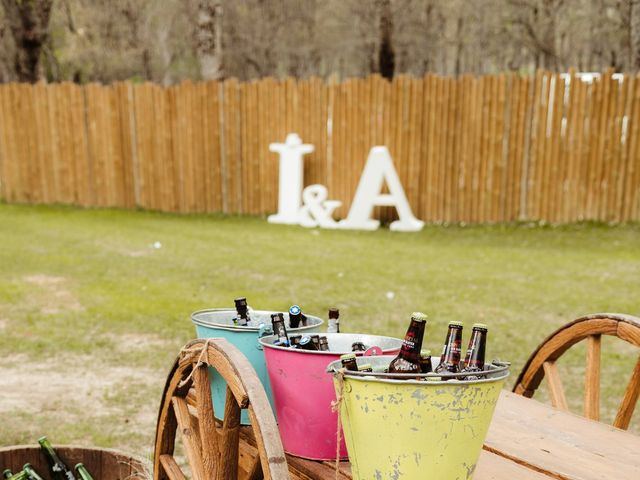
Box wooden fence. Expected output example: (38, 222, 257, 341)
(0, 71, 638, 223)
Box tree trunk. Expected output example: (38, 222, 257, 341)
(377, 0, 395, 79)
(1, 0, 53, 82)
(196, 0, 224, 80)
(632, 0, 640, 70)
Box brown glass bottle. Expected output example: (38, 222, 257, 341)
(270, 313, 290, 347)
(419, 349, 432, 374)
(319, 336, 329, 351)
(297, 335, 316, 350)
(387, 312, 428, 374)
(340, 353, 358, 371)
(435, 321, 463, 374)
(328, 308, 340, 333)
(288, 305, 306, 328)
(461, 323, 487, 379)
(234, 297, 249, 326)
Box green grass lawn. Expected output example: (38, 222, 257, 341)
(0, 203, 639, 460)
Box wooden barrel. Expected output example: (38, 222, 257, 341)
(0, 445, 148, 479)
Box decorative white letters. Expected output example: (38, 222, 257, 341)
(339, 147, 424, 232)
(268, 133, 424, 232)
(267, 133, 314, 225)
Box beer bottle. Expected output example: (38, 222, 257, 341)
(289, 335, 302, 348)
(351, 342, 366, 352)
(22, 464, 44, 480)
(270, 313, 290, 347)
(340, 353, 358, 371)
(2, 470, 12, 479)
(288, 305, 305, 328)
(327, 308, 340, 333)
(318, 336, 329, 351)
(419, 349, 432, 374)
(461, 323, 488, 379)
(311, 335, 321, 350)
(298, 335, 318, 350)
(387, 312, 428, 374)
(74, 465, 94, 480)
(435, 321, 463, 374)
(357, 363, 373, 372)
(38, 436, 76, 480)
(234, 297, 250, 326)
(6, 471, 27, 480)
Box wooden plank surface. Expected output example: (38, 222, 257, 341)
(484, 391, 640, 480)
(281, 447, 552, 480)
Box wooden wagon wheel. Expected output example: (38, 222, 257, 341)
(153, 338, 289, 480)
(513, 312, 640, 430)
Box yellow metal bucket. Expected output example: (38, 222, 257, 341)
(328, 356, 510, 480)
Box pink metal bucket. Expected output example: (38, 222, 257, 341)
(259, 333, 402, 460)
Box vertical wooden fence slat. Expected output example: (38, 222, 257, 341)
(627, 75, 640, 220)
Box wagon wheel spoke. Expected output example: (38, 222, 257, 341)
(584, 334, 601, 420)
(158, 455, 187, 480)
(543, 360, 568, 411)
(217, 386, 242, 480)
(613, 354, 640, 430)
(193, 365, 220, 477)
(171, 396, 205, 480)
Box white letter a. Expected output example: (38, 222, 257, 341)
(339, 147, 424, 232)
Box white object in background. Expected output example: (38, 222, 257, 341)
(267, 133, 314, 225)
(339, 146, 424, 232)
(299, 184, 342, 228)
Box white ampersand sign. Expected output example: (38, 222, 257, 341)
(298, 185, 342, 229)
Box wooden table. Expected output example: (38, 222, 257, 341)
(262, 391, 640, 480)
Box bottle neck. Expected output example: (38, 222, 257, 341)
(464, 329, 487, 368)
(273, 320, 288, 340)
(440, 326, 462, 364)
(398, 319, 425, 361)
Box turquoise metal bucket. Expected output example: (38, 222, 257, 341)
(191, 308, 324, 425)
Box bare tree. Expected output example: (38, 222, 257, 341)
(631, 0, 640, 69)
(196, 0, 224, 80)
(377, 0, 395, 78)
(1, 0, 53, 82)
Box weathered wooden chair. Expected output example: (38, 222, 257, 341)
(513, 312, 640, 430)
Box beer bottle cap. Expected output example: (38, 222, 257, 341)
(473, 323, 488, 330)
(411, 312, 428, 321)
(340, 353, 356, 361)
(420, 349, 431, 357)
(448, 320, 464, 327)
(235, 297, 247, 307)
(289, 305, 301, 315)
(358, 364, 372, 370)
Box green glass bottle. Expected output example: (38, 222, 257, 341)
(38, 437, 76, 480)
(6, 471, 28, 480)
(74, 464, 94, 480)
(22, 464, 44, 480)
